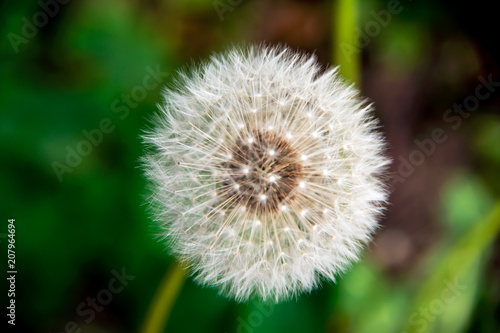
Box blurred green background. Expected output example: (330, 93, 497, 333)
(1, 0, 500, 332)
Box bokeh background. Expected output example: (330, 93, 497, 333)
(1, 0, 500, 332)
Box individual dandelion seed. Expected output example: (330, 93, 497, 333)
(142, 45, 390, 303)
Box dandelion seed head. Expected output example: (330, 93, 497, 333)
(142, 45, 390, 303)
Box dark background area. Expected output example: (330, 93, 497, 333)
(1, 0, 499, 332)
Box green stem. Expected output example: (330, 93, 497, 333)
(140, 261, 185, 333)
(332, 0, 360, 84)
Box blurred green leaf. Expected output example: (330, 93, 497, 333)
(403, 201, 500, 333)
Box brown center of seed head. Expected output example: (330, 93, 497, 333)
(222, 130, 303, 214)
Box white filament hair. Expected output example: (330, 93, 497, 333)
(142, 45, 390, 303)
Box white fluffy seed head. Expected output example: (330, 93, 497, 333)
(142, 45, 390, 303)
